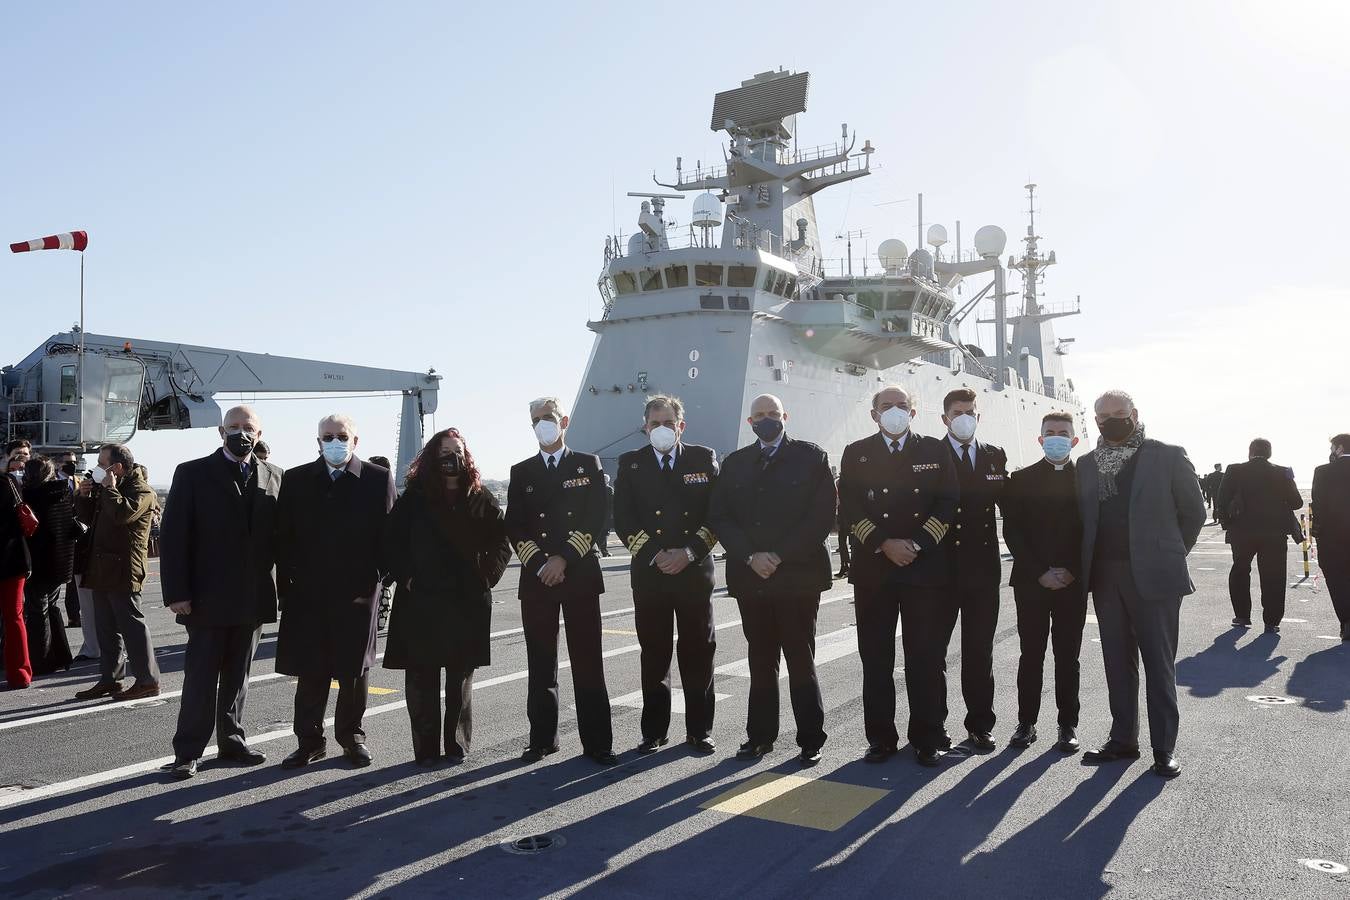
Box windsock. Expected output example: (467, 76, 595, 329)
(10, 231, 88, 253)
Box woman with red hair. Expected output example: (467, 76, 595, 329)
(382, 428, 511, 764)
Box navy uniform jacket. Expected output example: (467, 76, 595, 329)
(838, 431, 959, 590)
(946, 438, 1009, 588)
(505, 449, 607, 600)
(708, 436, 835, 599)
(613, 443, 720, 594)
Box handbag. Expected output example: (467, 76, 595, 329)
(7, 475, 39, 538)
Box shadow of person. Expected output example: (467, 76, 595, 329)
(960, 766, 1167, 899)
(1176, 629, 1287, 698)
(1285, 643, 1350, 713)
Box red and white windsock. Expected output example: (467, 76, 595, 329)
(10, 231, 88, 253)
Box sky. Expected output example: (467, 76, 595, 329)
(3, 0, 1347, 485)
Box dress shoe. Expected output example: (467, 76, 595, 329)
(72, 654, 97, 662)
(586, 749, 619, 766)
(1082, 740, 1141, 763)
(281, 744, 328, 769)
(1231, 617, 1251, 628)
(1056, 727, 1081, 754)
(735, 742, 773, 760)
(1009, 723, 1037, 748)
(799, 747, 823, 767)
(686, 737, 716, 755)
(444, 751, 466, 766)
(1264, 625, 1280, 634)
(66, 617, 81, 628)
(343, 744, 373, 767)
(75, 680, 123, 700)
(863, 745, 896, 763)
(915, 747, 944, 767)
(1152, 752, 1181, 778)
(834, 568, 850, 580)
(520, 744, 560, 763)
(170, 758, 198, 780)
(636, 737, 669, 754)
(415, 756, 440, 768)
(117, 681, 161, 702)
(967, 731, 996, 753)
(218, 747, 266, 766)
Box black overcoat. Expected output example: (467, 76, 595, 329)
(381, 484, 511, 670)
(275, 456, 394, 678)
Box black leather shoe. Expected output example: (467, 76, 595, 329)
(343, 744, 373, 768)
(218, 747, 266, 766)
(75, 680, 123, 700)
(1152, 752, 1181, 778)
(281, 744, 327, 769)
(1231, 617, 1251, 628)
(586, 749, 619, 766)
(520, 744, 560, 763)
(1010, 723, 1037, 748)
(967, 731, 996, 753)
(170, 758, 197, 780)
(686, 737, 716, 754)
(1264, 625, 1280, 634)
(1056, 727, 1081, 754)
(637, 737, 669, 754)
(799, 747, 823, 767)
(863, 745, 896, 763)
(1083, 740, 1141, 763)
(915, 748, 944, 767)
(735, 742, 773, 760)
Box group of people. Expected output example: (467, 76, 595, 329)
(3, 391, 1346, 786)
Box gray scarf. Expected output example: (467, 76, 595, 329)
(1093, 423, 1146, 500)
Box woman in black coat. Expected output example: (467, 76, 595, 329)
(383, 428, 510, 765)
(22, 457, 75, 676)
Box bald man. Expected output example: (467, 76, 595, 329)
(708, 394, 836, 765)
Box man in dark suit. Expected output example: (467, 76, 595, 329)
(1201, 464, 1224, 521)
(613, 395, 720, 755)
(1311, 433, 1350, 641)
(939, 387, 1008, 752)
(1215, 439, 1304, 632)
(708, 393, 835, 766)
(275, 414, 395, 769)
(838, 385, 958, 766)
(161, 406, 282, 779)
(505, 396, 615, 765)
(1077, 390, 1205, 778)
(1002, 411, 1086, 753)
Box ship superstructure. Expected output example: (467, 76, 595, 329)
(568, 70, 1086, 471)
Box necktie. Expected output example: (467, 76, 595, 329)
(331, 468, 342, 482)
(240, 463, 250, 482)
(547, 455, 557, 472)
(890, 439, 900, 454)
(962, 443, 974, 472)
(760, 446, 775, 468)
(661, 453, 672, 473)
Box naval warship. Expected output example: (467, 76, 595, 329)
(567, 70, 1087, 471)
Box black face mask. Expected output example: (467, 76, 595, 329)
(751, 417, 784, 443)
(1098, 416, 1135, 442)
(61, 461, 77, 477)
(439, 454, 463, 475)
(225, 431, 255, 458)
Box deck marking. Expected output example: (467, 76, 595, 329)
(701, 772, 889, 832)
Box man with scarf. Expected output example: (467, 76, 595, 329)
(1076, 390, 1205, 778)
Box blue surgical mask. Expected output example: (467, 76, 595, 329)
(1042, 435, 1073, 463)
(752, 417, 784, 443)
(321, 440, 350, 466)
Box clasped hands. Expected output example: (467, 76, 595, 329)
(654, 549, 692, 576)
(880, 538, 919, 567)
(1038, 567, 1076, 590)
(748, 551, 781, 579)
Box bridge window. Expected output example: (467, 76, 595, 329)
(664, 264, 689, 288)
(727, 264, 757, 288)
(857, 290, 884, 312)
(763, 270, 780, 292)
(886, 291, 913, 311)
(60, 365, 77, 405)
(699, 294, 724, 309)
(783, 276, 797, 299)
(613, 271, 638, 295)
(695, 264, 724, 287)
(640, 268, 664, 292)
(728, 295, 750, 310)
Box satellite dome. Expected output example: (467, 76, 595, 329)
(877, 238, 909, 274)
(691, 192, 723, 228)
(927, 224, 948, 247)
(973, 225, 1007, 259)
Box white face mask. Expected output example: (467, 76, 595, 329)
(92, 465, 108, 482)
(949, 413, 978, 442)
(648, 425, 678, 453)
(879, 406, 910, 436)
(534, 419, 561, 447)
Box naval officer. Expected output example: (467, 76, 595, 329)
(940, 387, 1009, 752)
(505, 397, 616, 765)
(612, 395, 720, 754)
(708, 393, 835, 765)
(838, 385, 959, 766)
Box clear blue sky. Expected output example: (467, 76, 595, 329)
(4, 1, 1347, 483)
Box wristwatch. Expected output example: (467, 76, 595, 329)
(685, 548, 697, 562)
(745, 554, 754, 566)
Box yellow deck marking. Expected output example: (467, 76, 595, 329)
(700, 773, 889, 832)
(330, 681, 398, 695)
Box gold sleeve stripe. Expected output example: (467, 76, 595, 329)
(515, 541, 542, 564)
(567, 531, 594, 555)
(627, 531, 650, 554)
(851, 519, 877, 543)
(696, 526, 717, 550)
(921, 518, 949, 544)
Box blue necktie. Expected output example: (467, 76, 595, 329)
(331, 469, 342, 482)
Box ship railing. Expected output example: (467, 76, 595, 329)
(669, 141, 854, 188)
(610, 226, 801, 261)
